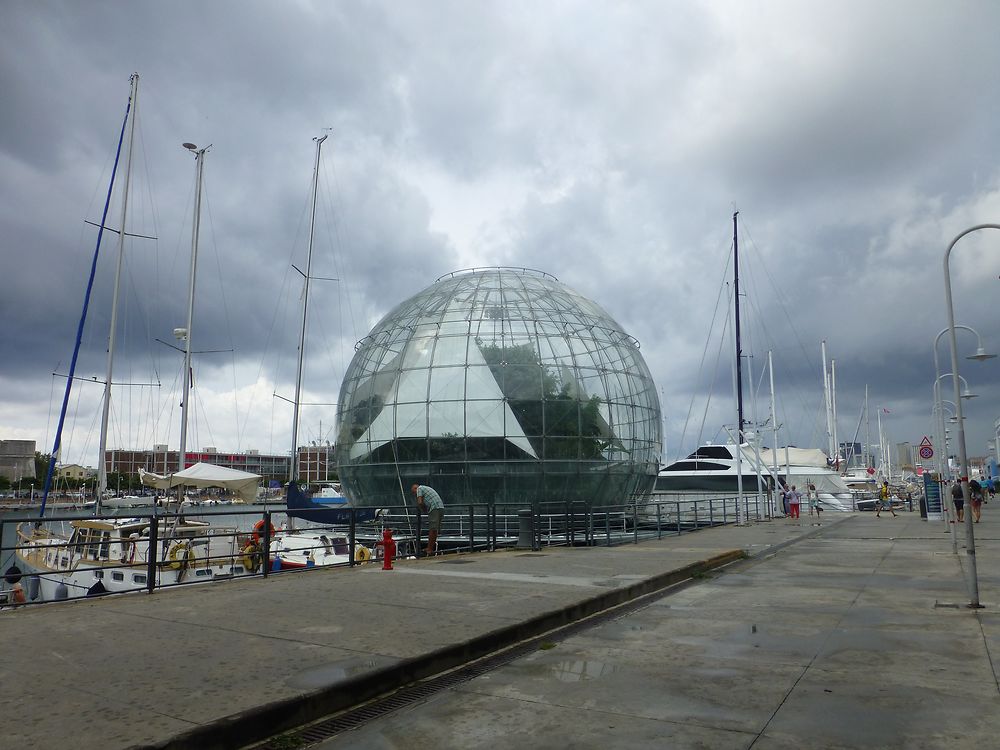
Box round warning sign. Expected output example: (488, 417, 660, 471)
(919, 445, 934, 459)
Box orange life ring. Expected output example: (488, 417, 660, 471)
(252, 519, 276, 543)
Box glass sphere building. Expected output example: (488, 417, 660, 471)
(334, 268, 661, 507)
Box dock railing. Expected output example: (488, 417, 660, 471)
(1, 492, 757, 606)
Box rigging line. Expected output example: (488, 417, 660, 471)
(45, 373, 58, 465)
(135, 114, 167, 392)
(737, 224, 823, 448)
(739, 217, 819, 373)
(40, 82, 133, 515)
(675, 229, 733, 461)
(323, 151, 361, 345)
(193, 384, 218, 459)
(81, 220, 157, 240)
(200, 182, 242, 450)
(199, 176, 224, 445)
(239, 166, 312, 448)
(312, 160, 350, 415)
(701, 284, 735, 446)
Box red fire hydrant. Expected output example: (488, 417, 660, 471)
(375, 528, 396, 570)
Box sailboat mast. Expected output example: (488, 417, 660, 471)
(178, 143, 208, 479)
(864, 385, 871, 467)
(822, 340, 833, 458)
(290, 134, 327, 482)
(39, 76, 135, 517)
(733, 211, 745, 441)
(96, 73, 140, 512)
(831, 358, 839, 468)
(768, 349, 779, 513)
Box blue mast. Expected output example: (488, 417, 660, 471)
(38, 77, 135, 517)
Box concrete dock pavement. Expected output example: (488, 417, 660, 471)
(303, 511, 1000, 750)
(2, 509, 998, 749)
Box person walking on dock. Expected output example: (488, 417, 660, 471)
(412, 484, 445, 556)
(788, 485, 801, 520)
(969, 479, 986, 523)
(806, 482, 819, 516)
(876, 480, 896, 518)
(950, 481, 965, 523)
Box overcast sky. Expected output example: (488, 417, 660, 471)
(3, 1, 1000, 475)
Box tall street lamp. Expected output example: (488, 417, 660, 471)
(943, 223, 1000, 608)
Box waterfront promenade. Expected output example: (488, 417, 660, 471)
(4, 509, 999, 749)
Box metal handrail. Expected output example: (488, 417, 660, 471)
(1, 493, 752, 607)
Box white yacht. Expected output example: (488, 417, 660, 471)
(654, 443, 856, 511)
(654, 443, 773, 494)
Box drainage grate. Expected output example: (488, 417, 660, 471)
(253, 578, 691, 749)
(441, 558, 477, 564)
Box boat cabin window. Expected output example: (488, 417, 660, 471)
(111, 571, 125, 582)
(93, 570, 103, 579)
(81, 528, 112, 560)
(320, 536, 350, 555)
(663, 461, 731, 472)
(687, 446, 733, 460)
(132, 574, 146, 584)
(85, 528, 101, 559)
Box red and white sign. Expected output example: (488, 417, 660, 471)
(919, 445, 934, 460)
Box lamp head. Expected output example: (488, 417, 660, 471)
(182, 143, 198, 151)
(967, 347, 997, 362)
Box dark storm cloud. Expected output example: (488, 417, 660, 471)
(3, 0, 1000, 466)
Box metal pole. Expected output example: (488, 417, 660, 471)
(146, 513, 159, 594)
(943, 224, 1000, 608)
(768, 350, 779, 519)
(178, 144, 208, 501)
(97, 73, 140, 513)
(290, 134, 327, 483)
(831, 358, 839, 469)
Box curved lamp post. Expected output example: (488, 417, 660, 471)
(932, 378, 975, 479)
(932, 325, 994, 475)
(943, 224, 1000, 608)
(935, 393, 968, 554)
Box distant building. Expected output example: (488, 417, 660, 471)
(895, 442, 915, 470)
(104, 446, 292, 485)
(57, 463, 95, 480)
(0, 439, 36, 481)
(297, 444, 335, 483)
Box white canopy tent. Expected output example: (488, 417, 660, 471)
(139, 462, 262, 504)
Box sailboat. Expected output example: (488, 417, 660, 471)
(653, 213, 775, 513)
(268, 135, 378, 571)
(14, 78, 254, 602)
(653, 214, 856, 514)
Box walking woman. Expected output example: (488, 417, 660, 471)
(969, 479, 985, 523)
